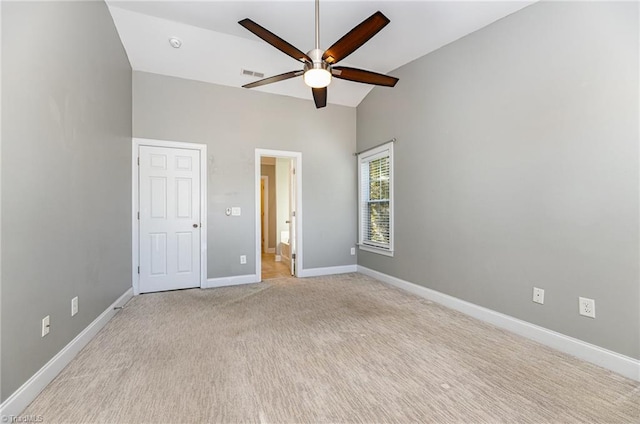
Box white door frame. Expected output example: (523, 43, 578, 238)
(132, 138, 207, 295)
(288, 160, 296, 275)
(255, 149, 302, 279)
(260, 175, 269, 253)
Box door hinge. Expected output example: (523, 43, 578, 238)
(292, 168, 296, 175)
(137, 211, 140, 220)
(137, 266, 140, 274)
(292, 253, 296, 260)
(137, 157, 140, 166)
(292, 211, 296, 217)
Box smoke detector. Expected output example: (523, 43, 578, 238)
(169, 38, 182, 49)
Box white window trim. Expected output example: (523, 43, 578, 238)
(357, 142, 394, 257)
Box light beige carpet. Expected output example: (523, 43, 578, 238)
(23, 274, 639, 423)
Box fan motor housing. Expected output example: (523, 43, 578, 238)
(305, 48, 330, 72)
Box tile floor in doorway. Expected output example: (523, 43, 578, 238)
(262, 253, 292, 279)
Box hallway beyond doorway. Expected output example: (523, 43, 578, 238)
(261, 253, 291, 280)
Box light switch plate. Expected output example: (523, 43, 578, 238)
(231, 207, 241, 216)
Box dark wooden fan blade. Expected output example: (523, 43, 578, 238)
(322, 11, 389, 65)
(312, 87, 327, 108)
(243, 70, 303, 89)
(332, 66, 398, 87)
(239, 19, 311, 63)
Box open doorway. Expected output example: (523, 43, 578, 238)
(256, 149, 302, 280)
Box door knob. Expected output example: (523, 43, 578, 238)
(285, 220, 291, 224)
(193, 224, 199, 228)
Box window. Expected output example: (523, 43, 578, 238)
(358, 142, 393, 256)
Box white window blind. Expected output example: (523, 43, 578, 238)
(358, 142, 393, 256)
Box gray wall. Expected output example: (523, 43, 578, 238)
(260, 164, 276, 251)
(133, 72, 357, 278)
(357, 1, 639, 359)
(1, 1, 132, 401)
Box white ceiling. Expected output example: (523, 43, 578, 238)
(107, 1, 535, 107)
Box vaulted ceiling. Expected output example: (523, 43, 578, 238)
(107, 1, 535, 107)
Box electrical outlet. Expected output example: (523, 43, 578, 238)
(240, 255, 247, 264)
(350, 247, 356, 255)
(532, 287, 545, 304)
(579, 297, 595, 318)
(42, 315, 50, 337)
(71, 296, 78, 316)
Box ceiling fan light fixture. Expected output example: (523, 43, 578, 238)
(238, 0, 397, 108)
(303, 68, 331, 88)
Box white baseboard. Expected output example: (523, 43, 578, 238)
(299, 264, 358, 278)
(357, 266, 640, 382)
(266, 248, 275, 254)
(0, 288, 134, 417)
(204, 274, 260, 289)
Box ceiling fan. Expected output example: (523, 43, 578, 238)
(238, 0, 399, 109)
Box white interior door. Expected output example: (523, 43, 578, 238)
(289, 161, 296, 275)
(139, 145, 201, 293)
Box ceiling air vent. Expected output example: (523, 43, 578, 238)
(241, 69, 264, 79)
